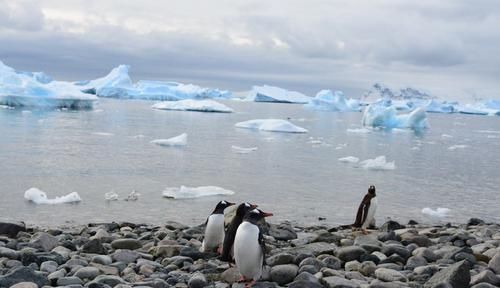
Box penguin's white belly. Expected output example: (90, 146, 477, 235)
(202, 214, 225, 252)
(362, 197, 377, 229)
(234, 222, 263, 281)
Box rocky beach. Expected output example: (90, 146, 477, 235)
(0, 218, 499, 288)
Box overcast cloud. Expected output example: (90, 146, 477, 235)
(1, 0, 499, 100)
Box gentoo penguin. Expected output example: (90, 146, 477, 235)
(201, 200, 235, 253)
(234, 208, 273, 286)
(220, 202, 257, 262)
(353, 185, 378, 234)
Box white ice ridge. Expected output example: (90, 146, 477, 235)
(360, 156, 396, 170)
(162, 186, 235, 199)
(245, 85, 310, 104)
(235, 119, 308, 133)
(77, 65, 231, 100)
(152, 99, 233, 113)
(422, 207, 451, 217)
(338, 156, 360, 163)
(150, 133, 187, 147)
(231, 145, 258, 154)
(0, 61, 97, 109)
(305, 90, 361, 112)
(362, 100, 428, 130)
(24, 187, 82, 204)
(448, 144, 468, 150)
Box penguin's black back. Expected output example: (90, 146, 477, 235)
(220, 203, 252, 262)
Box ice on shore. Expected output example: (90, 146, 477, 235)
(152, 99, 233, 113)
(362, 100, 428, 130)
(151, 133, 187, 147)
(162, 185, 235, 199)
(338, 156, 360, 163)
(305, 90, 361, 112)
(422, 207, 450, 217)
(78, 65, 230, 100)
(24, 187, 81, 204)
(235, 119, 308, 133)
(246, 85, 310, 104)
(231, 145, 258, 154)
(0, 61, 97, 109)
(360, 156, 396, 170)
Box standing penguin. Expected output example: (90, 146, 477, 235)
(353, 185, 377, 234)
(234, 208, 273, 286)
(220, 202, 257, 262)
(201, 200, 235, 253)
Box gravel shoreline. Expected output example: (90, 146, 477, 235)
(0, 218, 499, 288)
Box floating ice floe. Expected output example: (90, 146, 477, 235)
(92, 132, 114, 136)
(162, 186, 235, 199)
(457, 105, 489, 115)
(231, 145, 258, 154)
(0, 61, 97, 109)
(362, 100, 428, 130)
(151, 133, 187, 147)
(421, 207, 450, 217)
(77, 65, 230, 100)
(24, 187, 81, 204)
(448, 144, 468, 150)
(245, 85, 310, 104)
(338, 156, 360, 163)
(235, 119, 308, 133)
(360, 156, 396, 170)
(305, 90, 361, 112)
(105, 191, 119, 201)
(441, 134, 453, 138)
(152, 99, 233, 113)
(125, 190, 140, 201)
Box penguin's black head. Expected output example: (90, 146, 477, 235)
(243, 208, 273, 224)
(212, 200, 235, 214)
(368, 185, 376, 196)
(236, 202, 258, 217)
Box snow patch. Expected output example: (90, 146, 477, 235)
(24, 187, 81, 204)
(235, 119, 307, 133)
(162, 186, 235, 199)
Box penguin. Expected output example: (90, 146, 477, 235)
(220, 202, 257, 262)
(353, 185, 378, 234)
(201, 200, 235, 253)
(234, 208, 273, 286)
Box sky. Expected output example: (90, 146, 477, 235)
(1, 0, 499, 101)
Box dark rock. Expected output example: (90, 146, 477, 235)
(468, 218, 485, 226)
(335, 246, 367, 262)
(270, 264, 299, 285)
(377, 231, 400, 242)
(423, 260, 470, 288)
(488, 252, 500, 274)
(267, 253, 295, 266)
(360, 254, 381, 265)
(400, 234, 432, 247)
(89, 275, 126, 287)
(470, 283, 498, 288)
(408, 220, 419, 225)
(322, 276, 360, 288)
(111, 249, 140, 264)
(111, 239, 142, 250)
(81, 238, 107, 254)
(188, 272, 207, 288)
(57, 276, 83, 286)
(374, 268, 407, 282)
(314, 230, 343, 244)
(290, 242, 335, 256)
(180, 246, 205, 260)
(0, 247, 19, 259)
(322, 256, 342, 269)
(405, 255, 428, 270)
(0, 266, 48, 287)
(379, 221, 404, 232)
(30, 232, 59, 252)
(470, 269, 500, 286)
(0, 222, 26, 238)
(268, 222, 297, 241)
(381, 244, 411, 259)
(294, 271, 320, 283)
(288, 280, 324, 288)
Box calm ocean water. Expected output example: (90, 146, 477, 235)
(0, 99, 499, 227)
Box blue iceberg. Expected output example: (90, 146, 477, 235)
(246, 85, 310, 104)
(305, 90, 361, 112)
(362, 100, 428, 130)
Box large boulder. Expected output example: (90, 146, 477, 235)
(424, 260, 470, 288)
(335, 246, 367, 262)
(488, 252, 500, 274)
(0, 222, 26, 238)
(270, 264, 299, 285)
(0, 266, 48, 287)
(30, 232, 59, 252)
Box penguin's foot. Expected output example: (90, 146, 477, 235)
(361, 228, 369, 235)
(216, 246, 222, 254)
(245, 280, 256, 287)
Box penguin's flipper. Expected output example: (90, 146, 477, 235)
(259, 230, 266, 266)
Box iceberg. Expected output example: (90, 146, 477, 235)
(104, 191, 119, 201)
(24, 187, 81, 204)
(246, 85, 310, 104)
(231, 145, 258, 154)
(152, 99, 233, 113)
(425, 99, 456, 113)
(162, 185, 235, 199)
(305, 90, 361, 112)
(457, 104, 489, 115)
(0, 61, 97, 109)
(360, 156, 396, 170)
(150, 133, 187, 147)
(422, 207, 450, 217)
(458, 100, 500, 116)
(78, 65, 231, 100)
(362, 100, 428, 130)
(338, 156, 360, 163)
(235, 119, 308, 133)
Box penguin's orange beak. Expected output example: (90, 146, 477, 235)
(262, 211, 273, 217)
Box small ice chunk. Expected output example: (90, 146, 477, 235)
(125, 190, 140, 201)
(235, 119, 307, 133)
(24, 187, 81, 204)
(422, 207, 450, 217)
(346, 128, 372, 134)
(338, 156, 360, 163)
(162, 185, 235, 199)
(152, 99, 233, 113)
(441, 134, 453, 138)
(105, 191, 119, 201)
(231, 145, 258, 154)
(448, 144, 468, 150)
(151, 133, 187, 147)
(93, 132, 114, 136)
(360, 156, 396, 170)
